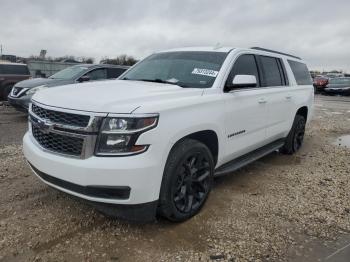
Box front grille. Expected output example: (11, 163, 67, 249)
(32, 125, 84, 156)
(32, 104, 90, 128)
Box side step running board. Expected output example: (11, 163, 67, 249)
(214, 139, 285, 176)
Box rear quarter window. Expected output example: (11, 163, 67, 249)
(107, 68, 127, 79)
(288, 60, 312, 85)
(0, 64, 30, 75)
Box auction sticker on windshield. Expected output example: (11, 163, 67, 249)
(192, 68, 219, 77)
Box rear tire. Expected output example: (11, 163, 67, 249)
(158, 139, 214, 222)
(280, 115, 306, 154)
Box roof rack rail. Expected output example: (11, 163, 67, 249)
(251, 47, 301, 60)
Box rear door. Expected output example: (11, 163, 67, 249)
(257, 55, 292, 142)
(223, 54, 269, 161)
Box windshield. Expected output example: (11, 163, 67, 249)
(49, 66, 89, 80)
(121, 51, 228, 88)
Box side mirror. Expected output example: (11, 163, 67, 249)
(78, 75, 90, 82)
(231, 75, 257, 88)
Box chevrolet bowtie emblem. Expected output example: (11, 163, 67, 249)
(36, 118, 54, 134)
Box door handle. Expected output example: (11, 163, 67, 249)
(258, 98, 267, 104)
(285, 95, 292, 100)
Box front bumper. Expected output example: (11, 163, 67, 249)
(8, 95, 31, 112)
(23, 132, 163, 206)
(324, 88, 350, 95)
(314, 86, 327, 93)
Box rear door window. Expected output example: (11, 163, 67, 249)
(259, 56, 284, 87)
(226, 54, 260, 89)
(0, 64, 30, 75)
(288, 60, 312, 85)
(107, 68, 127, 79)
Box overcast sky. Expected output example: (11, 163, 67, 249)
(1, 0, 349, 71)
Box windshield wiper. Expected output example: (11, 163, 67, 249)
(138, 78, 177, 85)
(136, 79, 188, 88)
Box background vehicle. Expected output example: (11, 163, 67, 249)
(313, 75, 329, 93)
(23, 47, 313, 222)
(0, 62, 31, 101)
(326, 73, 344, 78)
(8, 64, 129, 111)
(324, 77, 350, 96)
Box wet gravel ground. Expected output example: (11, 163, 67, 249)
(0, 95, 349, 262)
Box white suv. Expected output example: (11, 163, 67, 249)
(23, 47, 314, 222)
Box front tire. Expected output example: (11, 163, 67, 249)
(158, 139, 214, 222)
(1, 85, 13, 101)
(280, 115, 306, 154)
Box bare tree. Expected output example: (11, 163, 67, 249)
(28, 55, 94, 64)
(79, 57, 94, 64)
(100, 54, 137, 66)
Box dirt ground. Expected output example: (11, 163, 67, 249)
(0, 95, 349, 262)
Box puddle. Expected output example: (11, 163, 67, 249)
(287, 233, 350, 262)
(333, 135, 350, 148)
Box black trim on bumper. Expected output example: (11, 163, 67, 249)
(91, 201, 158, 223)
(7, 96, 29, 112)
(324, 89, 350, 95)
(28, 162, 131, 200)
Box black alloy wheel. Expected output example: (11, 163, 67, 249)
(173, 152, 211, 213)
(293, 119, 305, 151)
(159, 139, 214, 222)
(280, 114, 306, 154)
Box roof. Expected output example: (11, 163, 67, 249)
(156, 46, 303, 60)
(71, 64, 130, 69)
(158, 46, 235, 53)
(250, 47, 301, 60)
(97, 64, 130, 69)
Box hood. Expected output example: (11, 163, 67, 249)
(15, 78, 74, 89)
(32, 80, 204, 114)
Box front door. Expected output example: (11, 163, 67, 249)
(223, 54, 269, 163)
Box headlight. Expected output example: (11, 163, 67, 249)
(95, 115, 158, 156)
(26, 85, 48, 95)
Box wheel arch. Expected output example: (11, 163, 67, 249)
(169, 129, 219, 166)
(0, 82, 15, 100)
(296, 106, 308, 121)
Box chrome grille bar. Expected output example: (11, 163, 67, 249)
(29, 101, 105, 159)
